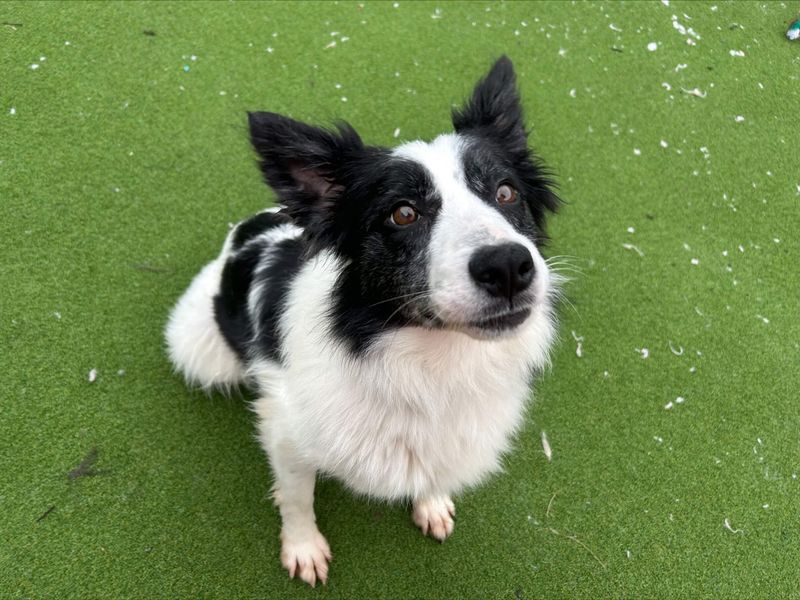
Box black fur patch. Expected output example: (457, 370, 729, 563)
(326, 157, 442, 354)
(214, 243, 263, 360)
(231, 210, 292, 250)
(252, 237, 304, 362)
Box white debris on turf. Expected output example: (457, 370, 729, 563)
(723, 518, 743, 534)
(569, 88, 576, 98)
(755, 314, 770, 324)
(9, 107, 16, 115)
(729, 49, 745, 57)
(571, 330, 584, 358)
(674, 63, 688, 72)
(626, 549, 632, 559)
(393, 128, 400, 138)
(53, 311, 61, 320)
(633, 148, 641, 156)
(622, 243, 645, 257)
(669, 342, 684, 356)
(671, 16, 701, 41)
(734, 115, 745, 122)
(627, 226, 635, 233)
(541, 431, 552, 462)
(647, 42, 658, 52)
(664, 401, 674, 410)
(660, 140, 668, 148)
(609, 23, 622, 32)
(662, 82, 672, 91)
(117, 369, 126, 376)
(636, 347, 650, 359)
(681, 87, 707, 98)
(88, 369, 98, 383)
(691, 258, 700, 265)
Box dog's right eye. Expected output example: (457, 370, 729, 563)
(388, 204, 419, 227)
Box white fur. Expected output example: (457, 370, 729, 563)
(247, 222, 302, 338)
(252, 247, 555, 502)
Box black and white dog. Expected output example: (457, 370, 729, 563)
(165, 56, 560, 586)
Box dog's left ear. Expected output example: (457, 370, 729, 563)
(452, 55, 526, 148)
(454, 56, 561, 229)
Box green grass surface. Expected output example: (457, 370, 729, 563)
(3, 1, 799, 598)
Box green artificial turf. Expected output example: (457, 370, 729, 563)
(2, 1, 799, 598)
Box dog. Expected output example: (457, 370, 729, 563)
(165, 55, 560, 586)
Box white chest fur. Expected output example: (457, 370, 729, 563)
(251, 251, 556, 501)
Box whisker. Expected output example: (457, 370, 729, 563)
(367, 290, 431, 309)
(379, 293, 434, 329)
(545, 254, 583, 263)
(545, 260, 584, 270)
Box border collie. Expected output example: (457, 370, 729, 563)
(165, 56, 560, 586)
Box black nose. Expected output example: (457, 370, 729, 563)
(468, 243, 534, 301)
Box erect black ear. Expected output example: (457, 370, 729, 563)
(452, 56, 526, 145)
(247, 111, 364, 227)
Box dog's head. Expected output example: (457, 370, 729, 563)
(249, 56, 559, 350)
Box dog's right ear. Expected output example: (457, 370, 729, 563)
(248, 112, 364, 228)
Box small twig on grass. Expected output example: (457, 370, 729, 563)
(131, 263, 171, 273)
(2, 22, 23, 30)
(545, 526, 607, 569)
(546, 491, 559, 519)
(68, 448, 101, 480)
(143, 29, 156, 36)
(35, 505, 56, 522)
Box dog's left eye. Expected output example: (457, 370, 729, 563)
(496, 184, 518, 205)
(388, 203, 419, 227)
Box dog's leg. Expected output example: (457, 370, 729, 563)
(412, 495, 456, 541)
(269, 442, 331, 586)
(253, 379, 330, 585)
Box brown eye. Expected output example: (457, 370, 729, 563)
(496, 184, 518, 204)
(390, 204, 419, 226)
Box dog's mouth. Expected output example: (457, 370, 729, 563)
(418, 304, 533, 337)
(469, 307, 531, 332)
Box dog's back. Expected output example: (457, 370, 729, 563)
(165, 207, 302, 390)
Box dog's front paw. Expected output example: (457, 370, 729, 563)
(280, 528, 332, 587)
(413, 496, 455, 541)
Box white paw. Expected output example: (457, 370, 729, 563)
(413, 496, 456, 541)
(280, 528, 332, 587)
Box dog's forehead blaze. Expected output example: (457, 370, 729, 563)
(392, 134, 519, 239)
